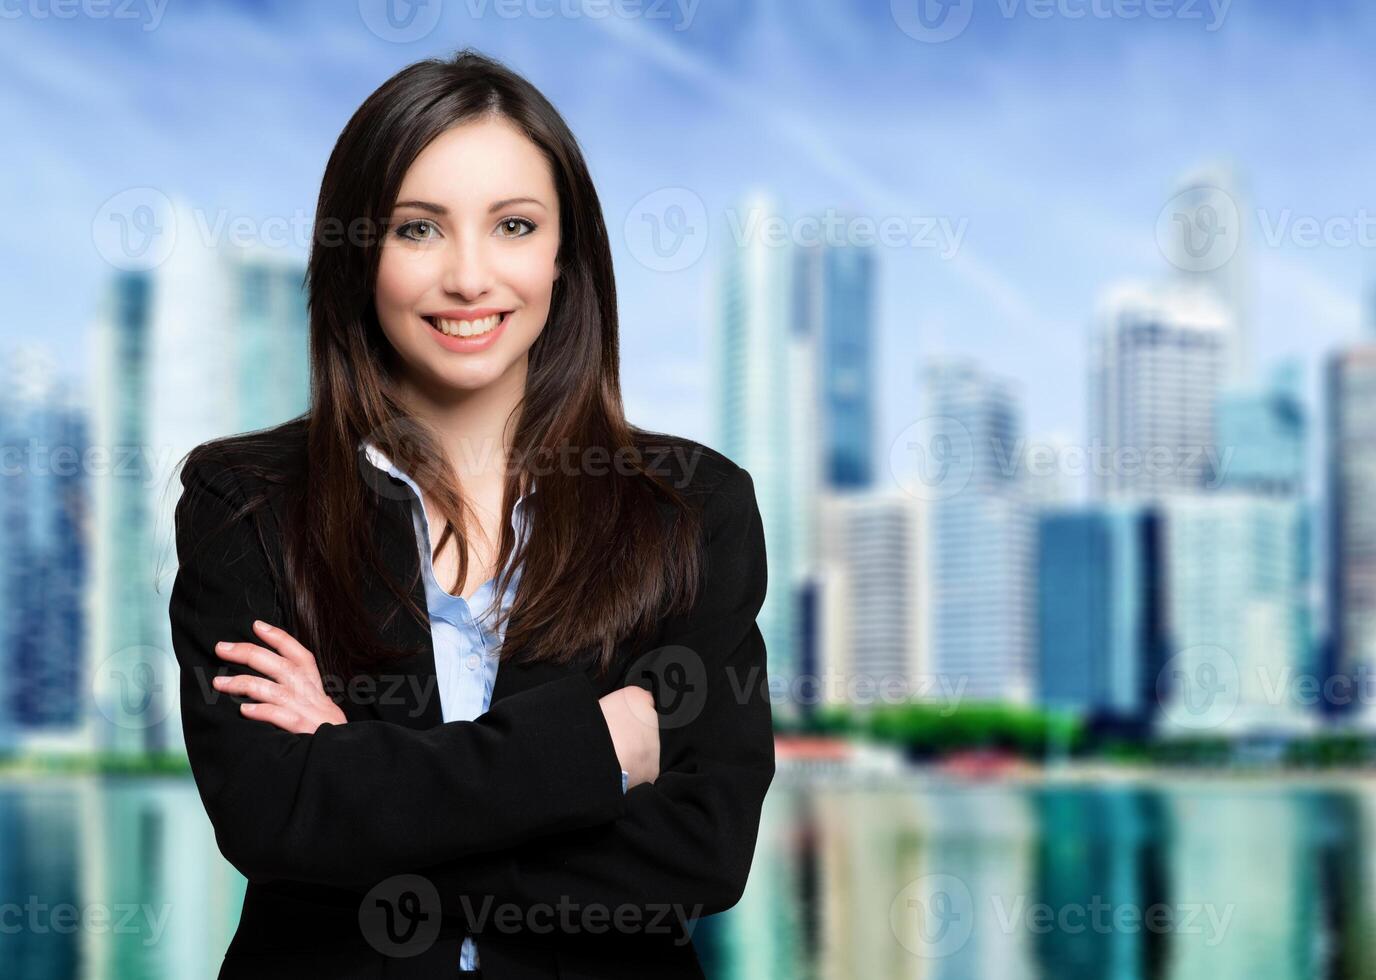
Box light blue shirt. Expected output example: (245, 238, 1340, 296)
(362, 442, 628, 971)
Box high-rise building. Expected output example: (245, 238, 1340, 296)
(0, 347, 88, 748)
(924, 359, 1034, 703)
(1157, 362, 1313, 736)
(88, 272, 160, 755)
(1326, 343, 1376, 728)
(90, 201, 309, 755)
(816, 491, 928, 710)
(1216, 361, 1305, 496)
(1089, 281, 1235, 501)
(788, 221, 880, 711)
(793, 235, 876, 490)
(713, 191, 812, 714)
(1159, 495, 1312, 735)
(1038, 504, 1160, 726)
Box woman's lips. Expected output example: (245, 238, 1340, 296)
(420, 311, 510, 352)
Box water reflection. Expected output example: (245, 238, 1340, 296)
(715, 775, 1376, 980)
(0, 777, 240, 979)
(0, 774, 1372, 978)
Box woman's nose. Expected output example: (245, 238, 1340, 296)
(439, 233, 494, 299)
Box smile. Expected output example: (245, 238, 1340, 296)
(422, 312, 508, 338)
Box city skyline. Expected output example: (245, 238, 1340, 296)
(4, 0, 1373, 466)
(9, 8, 1376, 977)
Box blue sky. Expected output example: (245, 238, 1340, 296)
(4, 0, 1375, 474)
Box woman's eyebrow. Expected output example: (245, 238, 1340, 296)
(392, 196, 548, 214)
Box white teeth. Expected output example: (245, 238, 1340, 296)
(430, 313, 503, 337)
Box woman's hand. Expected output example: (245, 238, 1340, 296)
(212, 620, 346, 734)
(598, 685, 659, 789)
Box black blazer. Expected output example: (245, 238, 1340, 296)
(168, 417, 774, 979)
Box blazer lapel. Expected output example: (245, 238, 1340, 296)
(356, 448, 445, 731)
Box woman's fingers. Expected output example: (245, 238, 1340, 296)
(213, 623, 347, 735)
(598, 685, 661, 789)
(214, 641, 290, 681)
(213, 673, 285, 705)
(214, 672, 318, 734)
(251, 620, 318, 670)
(213, 667, 332, 708)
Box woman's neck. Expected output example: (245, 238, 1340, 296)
(393, 358, 526, 486)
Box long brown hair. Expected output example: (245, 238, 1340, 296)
(179, 49, 705, 684)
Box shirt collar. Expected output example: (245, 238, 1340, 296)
(361, 437, 532, 626)
(360, 438, 535, 535)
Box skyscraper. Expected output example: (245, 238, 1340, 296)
(1216, 361, 1305, 497)
(1089, 281, 1235, 501)
(90, 201, 309, 755)
(793, 234, 876, 490)
(816, 491, 927, 710)
(924, 359, 1034, 703)
(0, 347, 88, 747)
(1038, 504, 1160, 727)
(1326, 343, 1376, 728)
(88, 272, 160, 755)
(713, 191, 810, 714)
(789, 220, 880, 710)
(1158, 362, 1313, 736)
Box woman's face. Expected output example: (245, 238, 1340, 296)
(374, 115, 561, 399)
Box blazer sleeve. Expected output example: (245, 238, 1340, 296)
(169, 449, 628, 889)
(421, 464, 775, 924)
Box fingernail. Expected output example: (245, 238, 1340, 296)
(254, 620, 273, 633)
(212, 676, 226, 687)
(215, 641, 230, 652)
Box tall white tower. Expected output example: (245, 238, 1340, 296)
(1089, 280, 1236, 502)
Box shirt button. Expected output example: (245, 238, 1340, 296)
(466, 654, 480, 670)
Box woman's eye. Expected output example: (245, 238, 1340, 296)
(396, 219, 439, 242)
(496, 217, 536, 239)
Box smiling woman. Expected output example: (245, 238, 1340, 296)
(168, 47, 773, 980)
(374, 119, 561, 377)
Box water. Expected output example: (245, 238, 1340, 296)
(0, 772, 1366, 979)
(700, 773, 1365, 980)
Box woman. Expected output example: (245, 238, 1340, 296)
(168, 49, 773, 979)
